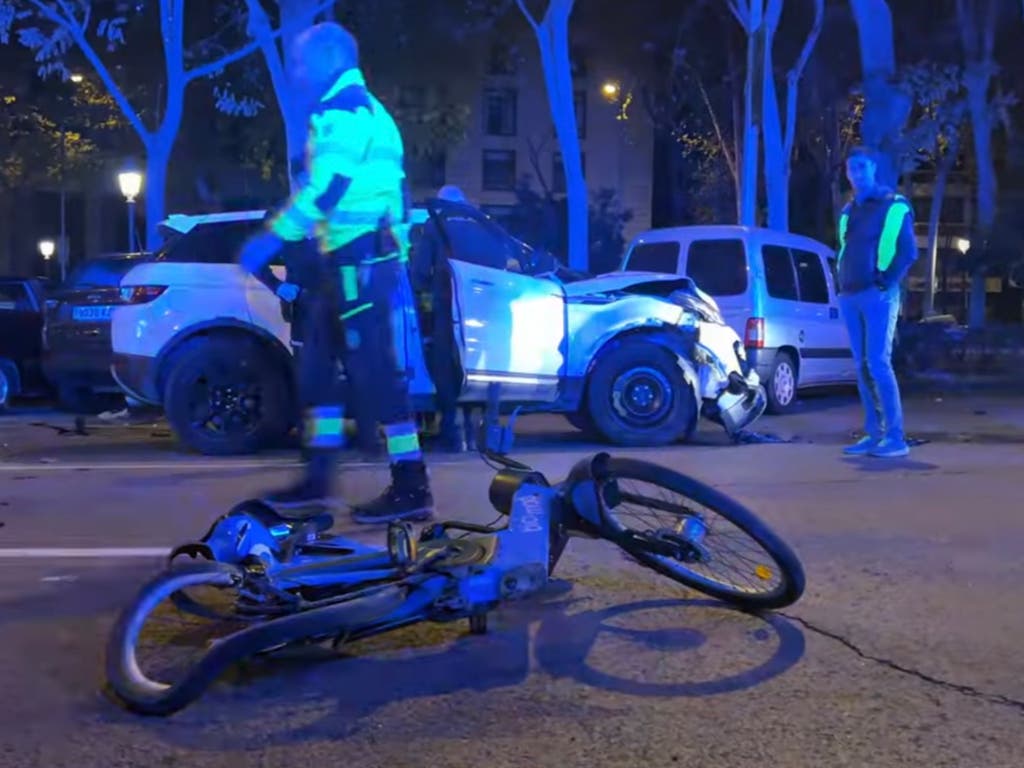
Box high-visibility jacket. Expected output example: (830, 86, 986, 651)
(269, 68, 407, 257)
(837, 191, 912, 272)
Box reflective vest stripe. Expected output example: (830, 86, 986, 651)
(836, 198, 910, 271)
(877, 199, 911, 271)
(837, 212, 848, 262)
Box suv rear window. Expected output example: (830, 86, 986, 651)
(625, 242, 680, 273)
(685, 239, 747, 296)
(159, 220, 264, 264)
(62, 258, 143, 288)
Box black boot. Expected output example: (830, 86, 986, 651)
(350, 460, 433, 524)
(262, 452, 338, 511)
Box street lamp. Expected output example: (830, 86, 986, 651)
(69, 73, 83, 83)
(955, 237, 971, 254)
(57, 72, 85, 282)
(38, 239, 55, 260)
(118, 169, 143, 252)
(600, 80, 621, 102)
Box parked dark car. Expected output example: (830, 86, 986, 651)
(0, 276, 49, 410)
(43, 254, 148, 412)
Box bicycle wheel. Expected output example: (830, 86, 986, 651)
(105, 561, 410, 716)
(598, 457, 805, 610)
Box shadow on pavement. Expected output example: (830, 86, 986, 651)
(91, 581, 805, 749)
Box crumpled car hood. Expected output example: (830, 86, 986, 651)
(563, 271, 716, 305)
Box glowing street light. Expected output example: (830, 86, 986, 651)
(955, 237, 971, 254)
(69, 73, 84, 83)
(118, 169, 143, 252)
(38, 239, 55, 260)
(601, 80, 621, 101)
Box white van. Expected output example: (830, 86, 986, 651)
(620, 225, 855, 413)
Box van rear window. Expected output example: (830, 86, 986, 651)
(686, 239, 747, 296)
(625, 242, 680, 274)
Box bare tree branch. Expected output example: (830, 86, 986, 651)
(25, 0, 149, 138)
(185, 0, 338, 84)
(684, 59, 738, 182)
(783, 0, 823, 162)
(515, 0, 540, 32)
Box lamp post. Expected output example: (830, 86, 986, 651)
(57, 73, 84, 282)
(118, 169, 143, 252)
(38, 239, 55, 280)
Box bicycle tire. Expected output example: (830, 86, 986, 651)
(105, 561, 414, 716)
(600, 457, 805, 610)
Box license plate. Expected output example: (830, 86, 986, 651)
(72, 305, 113, 321)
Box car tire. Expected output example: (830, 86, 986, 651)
(0, 364, 11, 412)
(586, 339, 697, 447)
(162, 336, 290, 456)
(764, 351, 798, 414)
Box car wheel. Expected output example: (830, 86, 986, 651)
(163, 336, 290, 456)
(586, 339, 697, 447)
(0, 365, 11, 411)
(764, 351, 798, 414)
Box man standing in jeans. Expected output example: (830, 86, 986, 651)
(836, 146, 919, 458)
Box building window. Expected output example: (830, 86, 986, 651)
(487, 43, 517, 75)
(575, 90, 587, 139)
(570, 46, 588, 77)
(552, 151, 586, 194)
(483, 87, 517, 136)
(942, 195, 966, 224)
(482, 149, 516, 191)
(407, 151, 446, 189)
(551, 91, 587, 139)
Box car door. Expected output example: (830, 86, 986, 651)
(0, 281, 43, 374)
(432, 204, 565, 402)
(791, 246, 851, 383)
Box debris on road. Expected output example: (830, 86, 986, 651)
(732, 430, 796, 445)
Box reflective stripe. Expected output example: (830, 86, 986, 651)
(340, 302, 373, 320)
(304, 406, 345, 449)
(837, 212, 848, 263)
(384, 422, 421, 461)
(341, 265, 359, 301)
(877, 199, 910, 272)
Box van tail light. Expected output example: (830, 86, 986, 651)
(744, 317, 765, 349)
(119, 285, 167, 304)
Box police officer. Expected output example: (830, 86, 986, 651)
(836, 146, 918, 458)
(236, 21, 432, 523)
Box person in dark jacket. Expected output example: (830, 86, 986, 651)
(836, 146, 918, 458)
(410, 185, 472, 451)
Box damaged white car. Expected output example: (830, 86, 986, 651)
(112, 200, 765, 454)
(407, 200, 767, 446)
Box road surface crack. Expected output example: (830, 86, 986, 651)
(779, 612, 1024, 713)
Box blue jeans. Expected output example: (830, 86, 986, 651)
(838, 284, 905, 443)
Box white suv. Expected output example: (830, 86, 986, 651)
(112, 203, 767, 455)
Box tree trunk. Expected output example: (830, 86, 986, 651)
(966, 67, 996, 328)
(923, 138, 959, 316)
(848, 0, 910, 187)
(527, 2, 588, 271)
(256, 0, 320, 190)
(144, 139, 171, 252)
(739, 4, 763, 227)
(761, 1, 786, 231)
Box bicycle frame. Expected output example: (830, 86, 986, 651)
(166, 454, 619, 625)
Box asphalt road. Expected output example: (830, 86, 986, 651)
(0, 393, 1022, 767)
